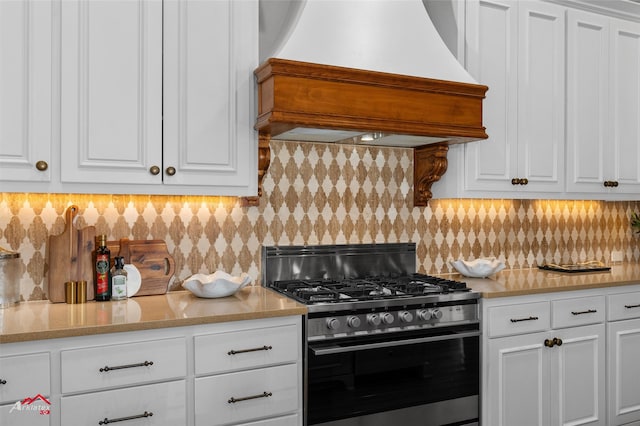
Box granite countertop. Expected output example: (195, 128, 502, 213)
(0, 286, 307, 344)
(459, 262, 640, 298)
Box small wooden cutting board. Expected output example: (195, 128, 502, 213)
(47, 205, 96, 302)
(112, 238, 175, 296)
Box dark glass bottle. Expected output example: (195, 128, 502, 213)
(94, 235, 111, 301)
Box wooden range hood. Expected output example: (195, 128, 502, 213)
(245, 58, 488, 207)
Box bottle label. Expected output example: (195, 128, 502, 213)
(96, 254, 109, 295)
(112, 275, 127, 299)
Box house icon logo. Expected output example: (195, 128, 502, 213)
(9, 394, 51, 415)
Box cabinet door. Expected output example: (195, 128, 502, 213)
(516, 1, 565, 193)
(551, 324, 605, 426)
(464, 0, 518, 192)
(163, 0, 258, 195)
(566, 9, 610, 193)
(487, 331, 550, 426)
(608, 318, 640, 426)
(0, 0, 52, 183)
(60, 0, 163, 185)
(608, 18, 640, 194)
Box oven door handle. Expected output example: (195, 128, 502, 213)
(309, 330, 482, 356)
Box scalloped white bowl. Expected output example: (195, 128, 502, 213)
(451, 258, 505, 278)
(182, 271, 252, 298)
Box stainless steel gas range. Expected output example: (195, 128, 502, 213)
(262, 243, 480, 426)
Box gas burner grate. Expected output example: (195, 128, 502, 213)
(271, 273, 469, 305)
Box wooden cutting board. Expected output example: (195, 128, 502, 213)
(111, 239, 175, 296)
(47, 205, 96, 302)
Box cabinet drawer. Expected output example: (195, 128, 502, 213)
(195, 363, 300, 425)
(0, 401, 50, 426)
(243, 413, 300, 426)
(552, 295, 605, 328)
(0, 352, 50, 404)
(195, 323, 299, 375)
(61, 337, 186, 393)
(608, 291, 640, 321)
(61, 380, 186, 426)
(487, 301, 550, 338)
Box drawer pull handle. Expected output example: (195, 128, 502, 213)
(510, 316, 539, 323)
(98, 411, 153, 424)
(99, 360, 153, 373)
(625, 304, 640, 309)
(228, 345, 273, 355)
(0, 379, 6, 385)
(228, 391, 272, 404)
(571, 309, 597, 315)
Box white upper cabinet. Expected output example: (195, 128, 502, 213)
(3, 0, 258, 197)
(516, 2, 565, 194)
(463, 0, 518, 193)
(566, 9, 611, 194)
(60, 0, 164, 186)
(609, 19, 640, 194)
(567, 10, 640, 197)
(435, 0, 640, 201)
(163, 0, 257, 192)
(437, 0, 565, 199)
(0, 0, 53, 183)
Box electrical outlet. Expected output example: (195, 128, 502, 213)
(611, 251, 624, 263)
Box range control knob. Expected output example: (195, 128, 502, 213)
(399, 311, 414, 323)
(367, 313, 381, 326)
(326, 318, 341, 330)
(381, 312, 394, 325)
(429, 309, 443, 320)
(347, 316, 361, 328)
(417, 309, 431, 321)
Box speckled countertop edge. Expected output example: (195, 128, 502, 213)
(0, 286, 307, 344)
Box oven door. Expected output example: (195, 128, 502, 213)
(306, 324, 480, 426)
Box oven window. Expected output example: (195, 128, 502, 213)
(307, 327, 479, 425)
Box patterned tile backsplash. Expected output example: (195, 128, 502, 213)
(1, 140, 639, 302)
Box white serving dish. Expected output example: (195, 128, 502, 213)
(451, 258, 505, 278)
(182, 271, 252, 298)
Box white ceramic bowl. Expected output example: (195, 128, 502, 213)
(182, 271, 252, 298)
(450, 258, 505, 278)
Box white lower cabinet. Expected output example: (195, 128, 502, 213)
(607, 290, 640, 425)
(60, 337, 186, 394)
(241, 413, 300, 426)
(0, 352, 51, 426)
(0, 402, 50, 426)
(483, 294, 606, 426)
(0, 315, 303, 426)
(193, 317, 303, 425)
(61, 380, 186, 426)
(195, 364, 299, 425)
